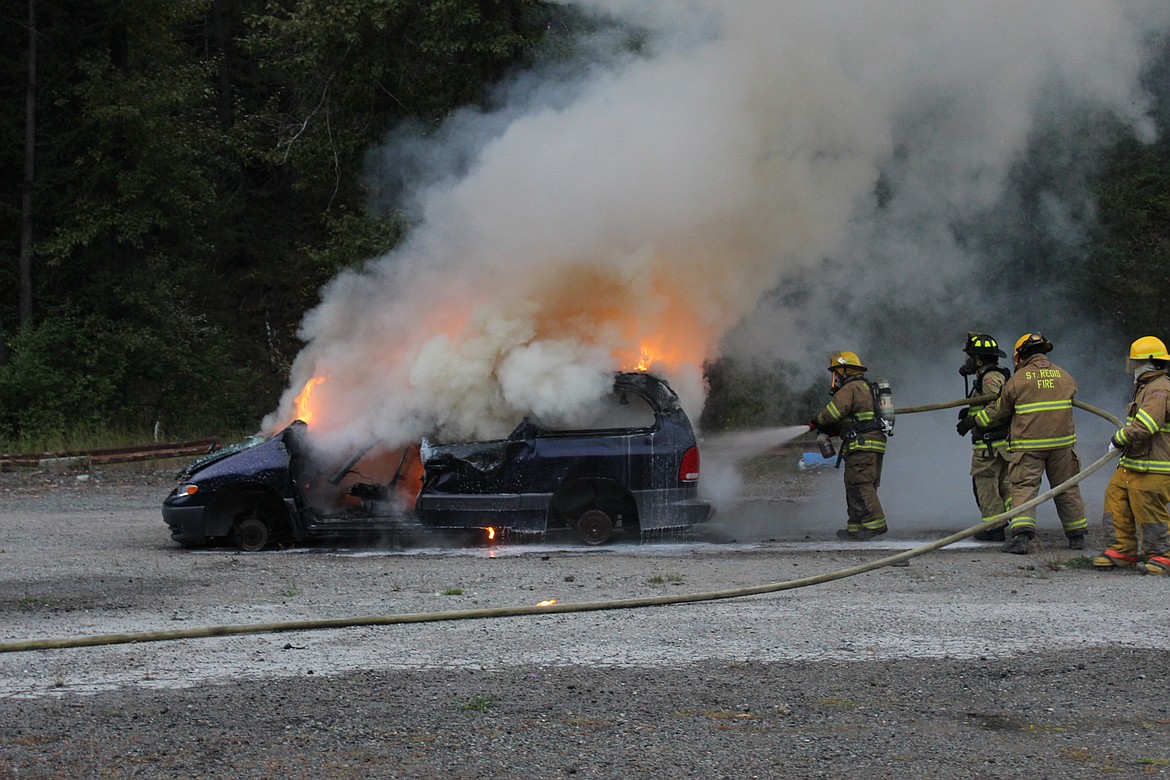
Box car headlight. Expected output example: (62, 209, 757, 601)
(175, 484, 199, 498)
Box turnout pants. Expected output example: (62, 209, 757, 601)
(1103, 467, 1170, 558)
(1006, 447, 1088, 538)
(844, 451, 886, 531)
(970, 446, 1013, 523)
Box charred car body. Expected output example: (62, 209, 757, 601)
(162, 372, 712, 550)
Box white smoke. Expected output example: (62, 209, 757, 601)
(264, 0, 1170, 458)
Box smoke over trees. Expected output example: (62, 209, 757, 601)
(1, 1, 1168, 445)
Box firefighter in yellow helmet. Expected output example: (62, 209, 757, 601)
(1094, 336, 1170, 574)
(955, 333, 1015, 541)
(809, 351, 889, 540)
(961, 333, 1088, 554)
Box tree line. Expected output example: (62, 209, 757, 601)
(2, 3, 1168, 445)
(0, 0, 558, 445)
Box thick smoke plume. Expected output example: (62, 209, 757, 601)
(264, 0, 1170, 459)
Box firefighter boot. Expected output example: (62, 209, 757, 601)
(1002, 531, 1033, 555)
(973, 524, 1006, 542)
(1143, 555, 1170, 575)
(836, 525, 887, 541)
(836, 523, 864, 540)
(1092, 549, 1138, 569)
(1067, 534, 1085, 551)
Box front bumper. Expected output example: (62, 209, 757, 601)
(162, 503, 207, 546)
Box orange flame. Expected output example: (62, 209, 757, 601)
(523, 262, 717, 378)
(536, 599, 557, 607)
(486, 526, 497, 541)
(293, 376, 327, 426)
(634, 345, 652, 372)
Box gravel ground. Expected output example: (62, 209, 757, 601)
(2, 462, 1169, 779)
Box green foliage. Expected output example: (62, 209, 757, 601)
(309, 210, 407, 278)
(700, 357, 822, 433)
(244, 0, 549, 195)
(0, 315, 118, 437)
(1080, 134, 1170, 332)
(0, 284, 254, 442)
(0, 0, 551, 443)
(2, 1, 1168, 447)
(461, 692, 493, 712)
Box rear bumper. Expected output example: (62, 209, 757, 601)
(631, 489, 712, 529)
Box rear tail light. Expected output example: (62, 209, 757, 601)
(679, 446, 700, 482)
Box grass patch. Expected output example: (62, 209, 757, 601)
(648, 571, 684, 586)
(441, 587, 464, 596)
(462, 693, 493, 712)
(1059, 746, 1094, 762)
(816, 696, 858, 709)
(8, 734, 61, 746)
(706, 709, 756, 721)
(1138, 757, 1170, 766)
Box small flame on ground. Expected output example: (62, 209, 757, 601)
(486, 526, 497, 541)
(536, 599, 557, 607)
(293, 376, 327, 426)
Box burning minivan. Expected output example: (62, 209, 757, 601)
(162, 372, 712, 550)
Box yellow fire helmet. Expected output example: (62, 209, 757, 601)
(828, 350, 866, 372)
(1013, 332, 1053, 364)
(1129, 336, 1169, 361)
(1128, 336, 1170, 373)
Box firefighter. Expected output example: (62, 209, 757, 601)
(1094, 336, 1170, 575)
(960, 333, 1088, 554)
(809, 351, 888, 540)
(956, 333, 1014, 541)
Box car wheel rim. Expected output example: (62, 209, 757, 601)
(576, 510, 614, 546)
(236, 517, 269, 552)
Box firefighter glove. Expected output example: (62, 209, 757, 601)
(808, 419, 819, 432)
(957, 407, 969, 421)
(1108, 434, 1121, 455)
(956, 415, 977, 436)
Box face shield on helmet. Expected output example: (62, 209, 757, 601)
(827, 351, 865, 372)
(1127, 336, 1169, 376)
(827, 351, 864, 393)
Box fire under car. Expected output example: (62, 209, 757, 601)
(162, 372, 713, 550)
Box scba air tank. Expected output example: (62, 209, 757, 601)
(873, 377, 895, 436)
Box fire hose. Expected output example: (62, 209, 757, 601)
(0, 396, 1123, 654)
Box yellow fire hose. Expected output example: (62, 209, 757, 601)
(0, 396, 1122, 654)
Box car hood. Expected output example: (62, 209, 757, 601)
(173, 433, 269, 481)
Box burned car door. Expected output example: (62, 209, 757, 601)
(415, 372, 710, 544)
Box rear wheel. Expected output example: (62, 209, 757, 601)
(235, 515, 270, 552)
(575, 509, 614, 546)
